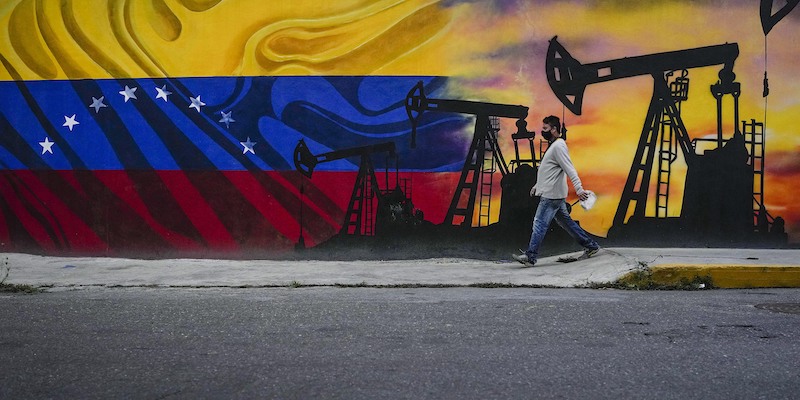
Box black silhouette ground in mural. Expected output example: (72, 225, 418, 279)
(294, 223, 594, 261)
(546, 36, 787, 247)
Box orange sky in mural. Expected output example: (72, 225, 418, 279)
(0, 0, 797, 242)
(429, 1, 800, 241)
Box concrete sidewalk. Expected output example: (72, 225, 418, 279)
(2, 247, 800, 290)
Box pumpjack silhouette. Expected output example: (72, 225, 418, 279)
(405, 81, 538, 230)
(294, 139, 424, 240)
(546, 36, 787, 246)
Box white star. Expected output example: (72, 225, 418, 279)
(39, 137, 55, 155)
(89, 96, 106, 113)
(189, 95, 205, 112)
(240, 137, 256, 155)
(155, 85, 172, 102)
(119, 85, 137, 102)
(63, 114, 79, 131)
(219, 111, 235, 128)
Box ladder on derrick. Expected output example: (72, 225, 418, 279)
(342, 156, 378, 235)
(655, 71, 689, 218)
(446, 115, 507, 227)
(477, 117, 501, 227)
(742, 119, 766, 232)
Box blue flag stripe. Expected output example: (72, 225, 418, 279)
(0, 76, 470, 172)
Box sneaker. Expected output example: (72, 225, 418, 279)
(577, 247, 600, 260)
(511, 253, 536, 267)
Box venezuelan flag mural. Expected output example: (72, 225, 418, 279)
(0, 0, 797, 258)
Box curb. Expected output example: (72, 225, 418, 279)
(644, 264, 800, 289)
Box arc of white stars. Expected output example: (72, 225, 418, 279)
(63, 114, 79, 131)
(189, 95, 205, 112)
(156, 85, 172, 102)
(240, 137, 256, 155)
(89, 96, 106, 113)
(119, 85, 137, 102)
(39, 137, 54, 155)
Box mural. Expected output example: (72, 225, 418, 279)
(0, 0, 797, 259)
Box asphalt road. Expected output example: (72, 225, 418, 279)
(2, 288, 799, 399)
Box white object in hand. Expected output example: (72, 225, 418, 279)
(580, 190, 597, 210)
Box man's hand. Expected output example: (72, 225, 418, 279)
(577, 189, 590, 201)
(530, 186, 536, 197)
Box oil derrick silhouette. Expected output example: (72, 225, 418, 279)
(294, 139, 423, 242)
(546, 36, 786, 246)
(405, 81, 538, 232)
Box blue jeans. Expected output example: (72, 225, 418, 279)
(525, 197, 599, 261)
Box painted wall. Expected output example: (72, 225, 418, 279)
(0, 0, 797, 258)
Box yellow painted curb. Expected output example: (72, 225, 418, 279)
(647, 264, 800, 289)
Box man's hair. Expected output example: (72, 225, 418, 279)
(543, 115, 560, 133)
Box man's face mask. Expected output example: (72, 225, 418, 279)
(541, 125, 555, 141)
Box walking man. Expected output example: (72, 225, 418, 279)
(512, 116, 600, 267)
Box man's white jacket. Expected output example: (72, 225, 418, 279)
(531, 138, 584, 200)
